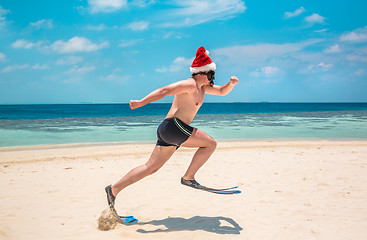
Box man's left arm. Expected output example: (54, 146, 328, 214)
(205, 76, 239, 96)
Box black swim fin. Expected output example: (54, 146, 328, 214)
(181, 177, 241, 195)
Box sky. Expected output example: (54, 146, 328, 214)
(0, 0, 366, 104)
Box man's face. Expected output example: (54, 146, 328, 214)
(202, 71, 215, 86)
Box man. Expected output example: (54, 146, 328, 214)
(105, 46, 239, 209)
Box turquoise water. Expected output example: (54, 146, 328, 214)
(1, 103, 366, 147)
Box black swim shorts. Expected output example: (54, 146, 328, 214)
(156, 118, 194, 147)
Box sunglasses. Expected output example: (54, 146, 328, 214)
(202, 71, 215, 86)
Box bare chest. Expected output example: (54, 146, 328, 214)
(192, 87, 205, 107)
(173, 87, 205, 114)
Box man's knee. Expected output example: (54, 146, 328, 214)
(208, 138, 217, 150)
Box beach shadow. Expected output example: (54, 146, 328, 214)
(134, 216, 243, 235)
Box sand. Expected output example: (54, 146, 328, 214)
(1, 140, 367, 240)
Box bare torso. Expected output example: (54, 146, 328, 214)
(165, 78, 205, 124)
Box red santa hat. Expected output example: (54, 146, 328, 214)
(190, 46, 216, 74)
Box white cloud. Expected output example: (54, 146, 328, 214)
(85, 24, 107, 31)
(2, 63, 48, 72)
(29, 19, 53, 29)
(11, 39, 44, 49)
(131, 0, 155, 8)
(0, 5, 9, 30)
(340, 26, 367, 42)
(32, 63, 49, 70)
(162, 31, 187, 39)
(159, 0, 246, 27)
(251, 66, 282, 77)
(2, 64, 29, 73)
(317, 62, 333, 71)
(314, 29, 328, 33)
(127, 21, 149, 31)
(99, 68, 130, 84)
(305, 13, 326, 24)
(56, 56, 84, 65)
(300, 62, 333, 73)
(262, 66, 281, 76)
(284, 6, 306, 19)
(66, 66, 95, 75)
(101, 74, 130, 84)
(0, 52, 6, 61)
(156, 56, 193, 72)
(346, 54, 367, 62)
(11, 37, 108, 54)
(118, 39, 143, 47)
(213, 40, 321, 66)
(324, 44, 341, 53)
(355, 68, 365, 76)
(0, 5, 10, 21)
(51, 37, 108, 53)
(88, 0, 127, 13)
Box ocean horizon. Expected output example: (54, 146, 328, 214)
(1, 102, 367, 147)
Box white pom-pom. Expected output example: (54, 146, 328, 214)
(205, 50, 209, 55)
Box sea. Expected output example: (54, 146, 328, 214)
(0, 103, 367, 147)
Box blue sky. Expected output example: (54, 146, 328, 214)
(0, 0, 366, 103)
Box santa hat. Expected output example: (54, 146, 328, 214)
(190, 46, 216, 74)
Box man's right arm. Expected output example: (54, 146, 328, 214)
(129, 80, 195, 109)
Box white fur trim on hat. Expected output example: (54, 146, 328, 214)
(190, 62, 216, 74)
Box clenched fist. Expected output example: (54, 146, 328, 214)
(230, 76, 239, 85)
(129, 100, 142, 110)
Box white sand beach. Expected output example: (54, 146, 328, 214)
(1, 140, 367, 240)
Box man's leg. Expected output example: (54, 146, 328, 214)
(181, 128, 217, 180)
(111, 145, 176, 197)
